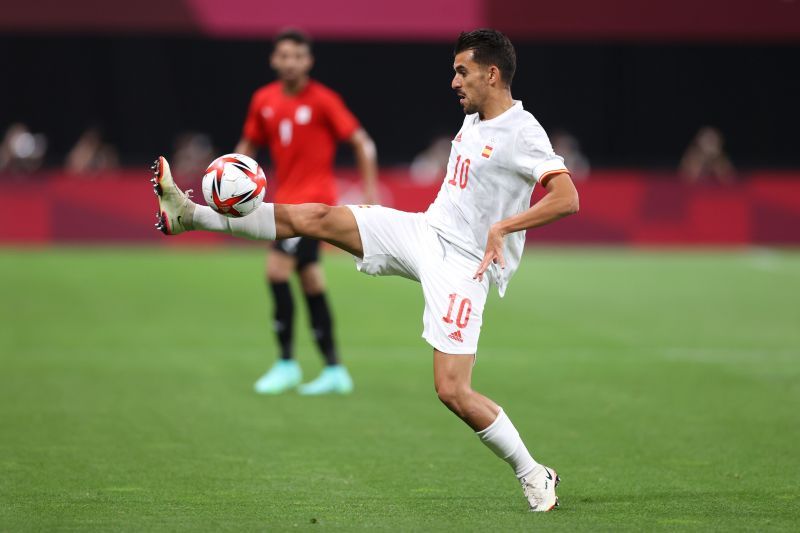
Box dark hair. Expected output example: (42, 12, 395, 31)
(273, 28, 312, 49)
(454, 29, 516, 87)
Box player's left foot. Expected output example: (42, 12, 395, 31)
(520, 465, 560, 512)
(150, 156, 195, 235)
(297, 365, 354, 396)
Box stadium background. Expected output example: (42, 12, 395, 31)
(2, 1, 799, 530)
(2, 0, 800, 245)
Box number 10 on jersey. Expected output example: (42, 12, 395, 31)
(448, 156, 470, 189)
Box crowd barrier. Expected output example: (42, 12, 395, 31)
(2, 169, 798, 245)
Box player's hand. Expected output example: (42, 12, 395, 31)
(474, 225, 506, 282)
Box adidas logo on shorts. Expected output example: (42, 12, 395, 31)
(448, 330, 464, 343)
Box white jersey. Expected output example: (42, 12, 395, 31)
(425, 100, 569, 296)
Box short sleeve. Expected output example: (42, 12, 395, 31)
(241, 92, 269, 146)
(324, 92, 360, 141)
(514, 124, 569, 186)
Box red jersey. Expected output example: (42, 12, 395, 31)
(241, 79, 360, 205)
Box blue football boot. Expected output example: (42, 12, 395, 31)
(253, 360, 302, 394)
(297, 365, 353, 396)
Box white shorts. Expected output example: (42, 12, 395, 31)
(347, 205, 490, 355)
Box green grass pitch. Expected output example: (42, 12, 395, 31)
(1, 247, 799, 531)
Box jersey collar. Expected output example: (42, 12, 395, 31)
(477, 100, 523, 125)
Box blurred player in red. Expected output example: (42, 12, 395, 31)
(236, 29, 378, 395)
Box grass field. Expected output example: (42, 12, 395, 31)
(1, 247, 799, 531)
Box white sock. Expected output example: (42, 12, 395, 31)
(192, 203, 277, 241)
(476, 408, 539, 479)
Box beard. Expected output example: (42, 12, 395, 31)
(461, 98, 480, 115)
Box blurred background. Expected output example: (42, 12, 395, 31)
(2, 0, 799, 244)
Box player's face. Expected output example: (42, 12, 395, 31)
(452, 50, 490, 115)
(270, 40, 313, 83)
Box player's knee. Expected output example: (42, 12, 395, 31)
(306, 203, 331, 224)
(300, 277, 324, 294)
(267, 263, 290, 282)
(436, 381, 469, 412)
(267, 271, 290, 283)
(299, 266, 325, 293)
(291, 203, 330, 234)
(266, 258, 293, 283)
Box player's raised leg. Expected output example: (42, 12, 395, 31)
(433, 350, 560, 512)
(151, 156, 363, 257)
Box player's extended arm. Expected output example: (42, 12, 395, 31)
(235, 138, 258, 159)
(348, 128, 379, 204)
(474, 172, 579, 280)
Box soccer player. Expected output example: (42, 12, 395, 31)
(236, 30, 378, 396)
(152, 29, 578, 511)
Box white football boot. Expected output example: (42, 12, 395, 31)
(520, 465, 560, 512)
(150, 156, 195, 235)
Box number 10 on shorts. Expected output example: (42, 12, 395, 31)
(443, 293, 472, 328)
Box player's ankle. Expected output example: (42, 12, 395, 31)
(182, 201, 197, 231)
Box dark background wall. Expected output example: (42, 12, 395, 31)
(2, 34, 798, 168)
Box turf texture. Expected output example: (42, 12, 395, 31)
(1, 247, 798, 531)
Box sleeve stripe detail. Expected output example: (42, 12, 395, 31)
(539, 169, 570, 187)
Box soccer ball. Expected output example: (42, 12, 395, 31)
(201, 153, 267, 218)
